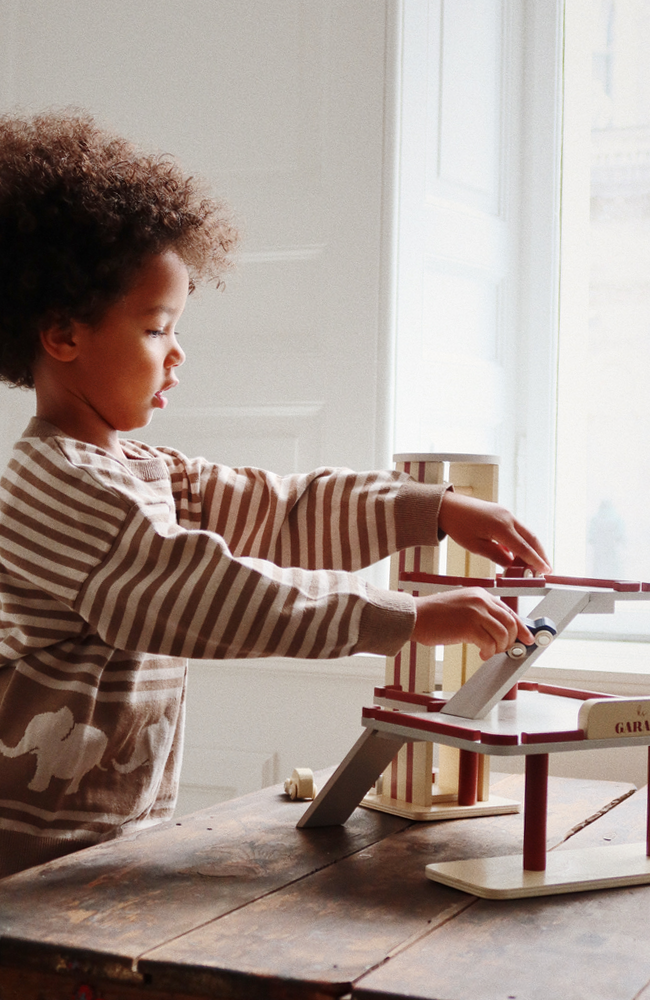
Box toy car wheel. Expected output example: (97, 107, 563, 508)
(507, 642, 528, 660)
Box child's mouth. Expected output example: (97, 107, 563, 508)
(155, 381, 178, 408)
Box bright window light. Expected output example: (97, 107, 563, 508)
(556, 0, 650, 638)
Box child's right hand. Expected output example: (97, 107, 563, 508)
(411, 589, 534, 661)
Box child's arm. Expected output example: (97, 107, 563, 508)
(167, 453, 550, 576)
(72, 510, 530, 662)
(166, 453, 446, 572)
(72, 508, 414, 659)
(1, 435, 541, 665)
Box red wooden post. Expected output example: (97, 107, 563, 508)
(457, 749, 479, 806)
(523, 753, 549, 871)
(647, 747, 650, 857)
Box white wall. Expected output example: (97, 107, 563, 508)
(0, 1, 396, 474)
(176, 654, 385, 816)
(0, 0, 400, 809)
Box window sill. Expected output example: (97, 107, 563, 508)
(527, 638, 650, 696)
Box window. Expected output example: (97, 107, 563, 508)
(394, 1, 650, 681)
(556, 0, 650, 640)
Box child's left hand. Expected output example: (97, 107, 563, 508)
(438, 491, 551, 575)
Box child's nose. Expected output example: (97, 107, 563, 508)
(168, 337, 185, 367)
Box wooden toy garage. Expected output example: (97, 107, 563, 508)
(297, 455, 650, 899)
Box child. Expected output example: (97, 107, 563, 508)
(0, 111, 550, 877)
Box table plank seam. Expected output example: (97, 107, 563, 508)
(632, 975, 650, 1000)
(133, 819, 420, 975)
(343, 897, 481, 998)
(550, 786, 638, 850)
(348, 900, 484, 1000)
(377, 897, 478, 964)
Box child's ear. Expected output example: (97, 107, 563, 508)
(39, 321, 81, 362)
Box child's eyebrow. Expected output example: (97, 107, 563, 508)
(142, 306, 177, 318)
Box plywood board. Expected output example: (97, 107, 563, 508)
(361, 789, 519, 821)
(425, 842, 650, 898)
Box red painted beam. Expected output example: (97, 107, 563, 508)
(400, 571, 496, 587)
(521, 730, 585, 744)
(545, 574, 640, 592)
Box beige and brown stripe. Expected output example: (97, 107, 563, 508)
(0, 417, 445, 874)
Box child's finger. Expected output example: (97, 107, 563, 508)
(485, 595, 534, 640)
(515, 615, 535, 645)
(509, 526, 552, 573)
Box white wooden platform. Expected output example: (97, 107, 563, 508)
(426, 843, 650, 899)
(361, 789, 519, 821)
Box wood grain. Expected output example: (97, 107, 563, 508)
(0, 773, 638, 1000)
(0, 772, 408, 984)
(353, 885, 650, 1000)
(136, 774, 629, 998)
(354, 779, 648, 1000)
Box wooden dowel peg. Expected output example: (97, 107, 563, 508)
(457, 749, 479, 806)
(523, 753, 549, 871)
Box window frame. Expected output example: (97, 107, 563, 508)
(519, 0, 650, 678)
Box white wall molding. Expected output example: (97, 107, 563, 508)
(239, 244, 327, 265)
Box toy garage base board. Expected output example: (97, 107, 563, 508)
(299, 685, 650, 898)
(425, 843, 650, 899)
(361, 789, 520, 821)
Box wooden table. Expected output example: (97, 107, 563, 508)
(1, 770, 650, 1000)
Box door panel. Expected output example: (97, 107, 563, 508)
(395, 0, 522, 507)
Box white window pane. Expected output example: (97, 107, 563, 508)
(557, 0, 650, 637)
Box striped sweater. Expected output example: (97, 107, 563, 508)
(0, 418, 446, 875)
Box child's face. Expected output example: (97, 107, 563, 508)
(69, 251, 188, 436)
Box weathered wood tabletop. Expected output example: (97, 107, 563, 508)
(0, 769, 648, 1000)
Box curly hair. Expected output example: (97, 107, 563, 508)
(0, 110, 239, 388)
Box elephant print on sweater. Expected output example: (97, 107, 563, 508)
(0, 707, 108, 794)
(112, 716, 173, 791)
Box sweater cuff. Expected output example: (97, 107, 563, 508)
(354, 584, 416, 656)
(394, 480, 453, 551)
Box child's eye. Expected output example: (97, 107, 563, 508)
(147, 329, 165, 338)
